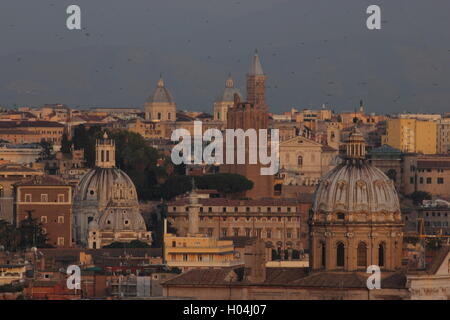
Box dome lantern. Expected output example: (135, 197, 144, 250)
(345, 127, 366, 160)
(95, 132, 116, 168)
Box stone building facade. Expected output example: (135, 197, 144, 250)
(279, 136, 338, 187)
(402, 154, 450, 197)
(14, 175, 72, 248)
(167, 196, 311, 253)
(0, 163, 43, 223)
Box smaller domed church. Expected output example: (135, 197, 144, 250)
(73, 132, 151, 248)
(144, 75, 176, 122)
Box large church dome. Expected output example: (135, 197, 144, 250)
(312, 129, 400, 216)
(73, 133, 151, 248)
(74, 167, 138, 208)
(309, 128, 403, 272)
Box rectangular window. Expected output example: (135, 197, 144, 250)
(25, 194, 32, 202)
(58, 216, 64, 224)
(58, 194, 65, 202)
(266, 229, 272, 238)
(287, 229, 292, 238)
(426, 177, 432, 184)
(57, 237, 65, 246)
(221, 228, 227, 237)
(41, 194, 48, 202)
(438, 177, 444, 184)
(410, 177, 414, 184)
(41, 216, 47, 223)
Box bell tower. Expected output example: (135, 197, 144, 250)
(220, 50, 273, 199)
(95, 132, 116, 168)
(246, 49, 267, 111)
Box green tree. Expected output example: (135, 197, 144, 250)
(386, 169, 397, 182)
(18, 212, 50, 249)
(196, 173, 254, 195)
(409, 191, 432, 205)
(0, 220, 20, 251)
(60, 133, 72, 154)
(38, 140, 55, 160)
(72, 125, 103, 167)
(157, 173, 253, 200)
(71, 126, 166, 200)
(103, 240, 151, 248)
(110, 130, 165, 200)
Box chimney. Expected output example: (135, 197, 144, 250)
(245, 238, 266, 283)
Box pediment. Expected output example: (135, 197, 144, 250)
(280, 136, 323, 148)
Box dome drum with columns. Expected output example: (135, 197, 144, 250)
(73, 133, 151, 248)
(309, 128, 403, 272)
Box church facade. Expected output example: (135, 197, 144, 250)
(310, 128, 404, 271)
(72, 133, 151, 248)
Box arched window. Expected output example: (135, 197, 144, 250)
(320, 242, 326, 268)
(357, 242, 367, 267)
(336, 242, 345, 267)
(297, 155, 303, 167)
(0, 185, 3, 197)
(378, 243, 385, 267)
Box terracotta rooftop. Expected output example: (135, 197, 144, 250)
(425, 245, 450, 275)
(15, 175, 68, 186)
(168, 198, 302, 206)
(0, 163, 41, 173)
(162, 268, 407, 289)
(0, 121, 64, 128)
(417, 160, 450, 169)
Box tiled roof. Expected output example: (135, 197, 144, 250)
(15, 175, 68, 186)
(0, 163, 40, 173)
(0, 129, 36, 135)
(417, 160, 450, 169)
(168, 198, 301, 206)
(162, 268, 407, 289)
(220, 236, 258, 248)
(370, 144, 402, 155)
(322, 145, 337, 152)
(39, 248, 162, 258)
(425, 245, 450, 275)
(0, 121, 64, 128)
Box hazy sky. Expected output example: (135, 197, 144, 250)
(1, 0, 450, 114)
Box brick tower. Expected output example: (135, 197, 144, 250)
(221, 50, 274, 199)
(246, 49, 268, 112)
